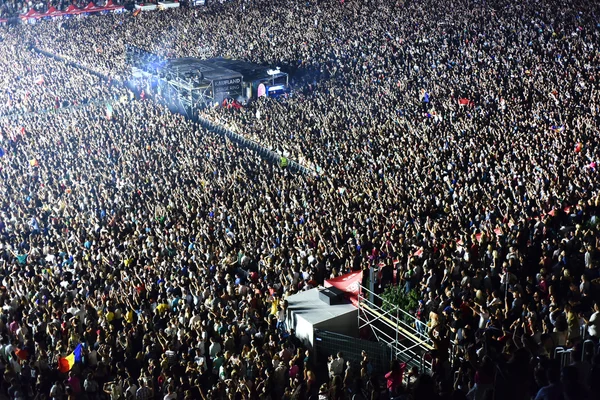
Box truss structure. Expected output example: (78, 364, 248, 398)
(358, 286, 434, 372)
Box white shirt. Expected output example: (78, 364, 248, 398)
(478, 311, 489, 329)
(16, 326, 28, 342)
(209, 342, 221, 359)
(67, 306, 79, 316)
(5, 344, 14, 360)
(88, 349, 98, 367)
(328, 357, 344, 377)
(188, 314, 201, 327)
(588, 311, 599, 338)
(125, 384, 137, 398)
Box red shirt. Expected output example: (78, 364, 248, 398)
(67, 376, 81, 394)
(385, 363, 406, 391)
(475, 370, 494, 385)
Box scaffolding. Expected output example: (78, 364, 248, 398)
(125, 46, 243, 116)
(358, 286, 434, 373)
(160, 72, 214, 116)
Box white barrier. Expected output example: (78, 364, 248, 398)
(135, 3, 158, 11)
(158, 1, 180, 9)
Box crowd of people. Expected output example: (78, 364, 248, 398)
(0, 29, 124, 117)
(0, 99, 340, 400)
(0, 0, 599, 399)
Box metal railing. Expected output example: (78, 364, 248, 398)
(553, 340, 598, 366)
(314, 329, 392, 376)
(554, 347, 574, 367)
(582, 340, 596, 362)
(358, 285, 434, 372)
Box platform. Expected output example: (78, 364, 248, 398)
(286, 287, 358, 350)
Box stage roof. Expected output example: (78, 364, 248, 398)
(286, 288, 358, 350)
(287, 287, 357, 327)
(162, 58, 241, 82)
(202, 58, 281, 82)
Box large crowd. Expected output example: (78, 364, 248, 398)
(0, 29, 123, 117)
(0, 0, 599, 399)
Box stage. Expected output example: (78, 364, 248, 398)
(286, 288, 358, 351)
(126, 47, 289, 114)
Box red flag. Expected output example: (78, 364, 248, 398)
(324, 271, 363, 306)
(15, 348, 28, 360)
(57, 357, 71, 373)
(458, 98, 472, 106)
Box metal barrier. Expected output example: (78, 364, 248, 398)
(554, 347, 574, 367)
(553, 340, 598, 366)
(314, 329, 391, 376)
(581, 340, 596, 362)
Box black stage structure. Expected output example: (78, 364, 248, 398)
(124, 46, 311, 175)
(126, 45, 288, 116)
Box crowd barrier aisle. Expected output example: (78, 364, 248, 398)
(196, 116, 315, 175)
(0, 98, 117, 121)
(31, 46, 121, 84)
(0, 47, 120, 120)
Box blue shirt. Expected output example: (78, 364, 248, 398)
(534, 383, 562, 400)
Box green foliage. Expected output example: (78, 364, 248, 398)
(381, 285, 420, 318)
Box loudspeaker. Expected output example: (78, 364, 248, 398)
(318, 287, 345, 306)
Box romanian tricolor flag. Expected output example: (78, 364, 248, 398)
(58, 344, 83, 373)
